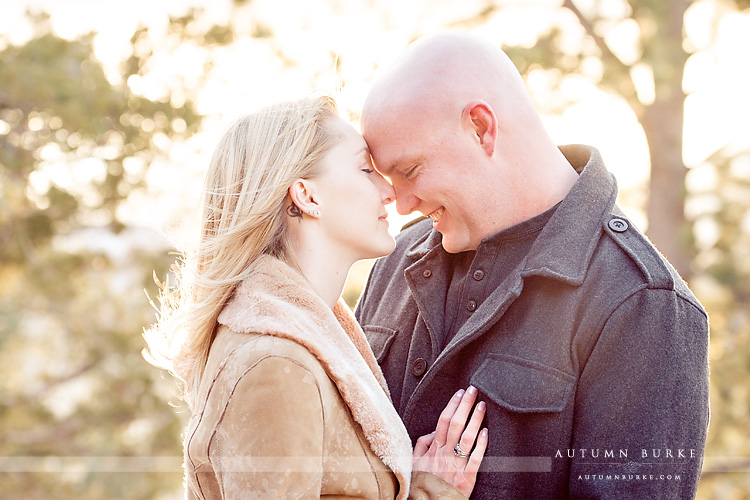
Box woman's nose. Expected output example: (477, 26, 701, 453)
(381, 181, 395, 205)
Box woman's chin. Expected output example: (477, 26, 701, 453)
(379, 238, 396, 257)
(358, 236, 396, 261)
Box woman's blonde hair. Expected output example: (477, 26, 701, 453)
(144, 95, 339, 403)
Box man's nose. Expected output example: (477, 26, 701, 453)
(393, 184, 419, 215)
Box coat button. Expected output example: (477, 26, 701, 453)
(467, 300, 477, 312)
(422, 269, 432, 278)
(412, 358, 427, 377)
(608, 218, 629, 233)
(473, 270, 484, 281)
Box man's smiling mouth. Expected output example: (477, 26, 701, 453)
(428, 207, 445, 223)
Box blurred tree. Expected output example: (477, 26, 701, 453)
(0, 10, 231, 500)
(688, 141, 750, 497)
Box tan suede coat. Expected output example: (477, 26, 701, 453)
(183, 255, 465, 499)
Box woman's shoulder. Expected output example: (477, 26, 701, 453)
(192, 327, 335, 414)
(208, 326, 329, 383)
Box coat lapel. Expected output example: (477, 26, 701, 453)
(217, 255, 413, 498)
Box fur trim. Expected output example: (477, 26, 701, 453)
(217, 255, 413, 498)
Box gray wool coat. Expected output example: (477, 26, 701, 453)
(355, 145, 710, 500)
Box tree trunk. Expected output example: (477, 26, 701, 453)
(640, 92, 692, 279)
(638, 0, 692, 279)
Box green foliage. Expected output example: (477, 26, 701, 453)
(0, 28, 201, 264)
(701, 153, 750, 301)
(690, 143, 750, 497)
(124, 8, 235, 81)
(0, 10, 230, 499)
(503, 28, 587, 114)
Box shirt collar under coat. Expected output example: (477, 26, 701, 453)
(405, 144, 618, 286)
(217, 254, 413, 499)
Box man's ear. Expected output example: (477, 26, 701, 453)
(463, 100, 498, 157)
(288, 179, 321, 218)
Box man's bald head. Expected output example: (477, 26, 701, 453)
(363, 33, 533, 135)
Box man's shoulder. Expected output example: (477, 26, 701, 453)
(593, 212, 704, 313)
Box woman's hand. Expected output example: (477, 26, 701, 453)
(412, 386, 488, 498)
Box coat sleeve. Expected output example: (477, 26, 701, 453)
(209, 355, 325, 499)
(569, 287, 710, 499)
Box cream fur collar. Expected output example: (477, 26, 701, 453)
(217, 254, 413, 498)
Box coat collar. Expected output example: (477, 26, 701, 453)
(522, 145, 618, 285)
(217, 255, 413, 498)
(405, 145, 617, 286)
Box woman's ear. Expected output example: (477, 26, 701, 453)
(462, 100, 498, 157)
(288, 179, 321, 218)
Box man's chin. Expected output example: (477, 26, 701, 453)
(439, 234, 474, 254)
(441, 237, 466, 253)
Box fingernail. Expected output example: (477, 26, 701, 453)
(455, 389, 465, 398)
(467, 385, 477, 395)
(478, 401, 486, 411)
(482, 428, 488, 437)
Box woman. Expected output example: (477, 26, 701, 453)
(145, 95, 488, 499)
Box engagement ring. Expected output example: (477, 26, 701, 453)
(453, 443, 469, 458)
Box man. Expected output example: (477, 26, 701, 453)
(355, 33, 709, 499)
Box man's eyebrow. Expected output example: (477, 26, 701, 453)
(389, 156, 423, 175)
(376, 154, 410, 176)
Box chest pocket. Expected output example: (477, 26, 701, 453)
(363, 325, 398, 363)
(470, 354, 575, 413)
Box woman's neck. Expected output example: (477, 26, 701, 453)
(293, 241, 353, 310)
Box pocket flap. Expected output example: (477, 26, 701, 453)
(363, 325, 397, 363)
(470, 354, 574, 413)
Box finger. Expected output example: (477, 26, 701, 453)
(433, 389, 465, 446)
(413, 432, 435, 457)
(446, 386, 479, 447)
(465, 428, 489, 478)
(458, 400, 486, 453)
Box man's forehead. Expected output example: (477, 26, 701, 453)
(364, 114, 427, 174)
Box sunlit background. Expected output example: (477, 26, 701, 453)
(1, 0, 749, 498)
